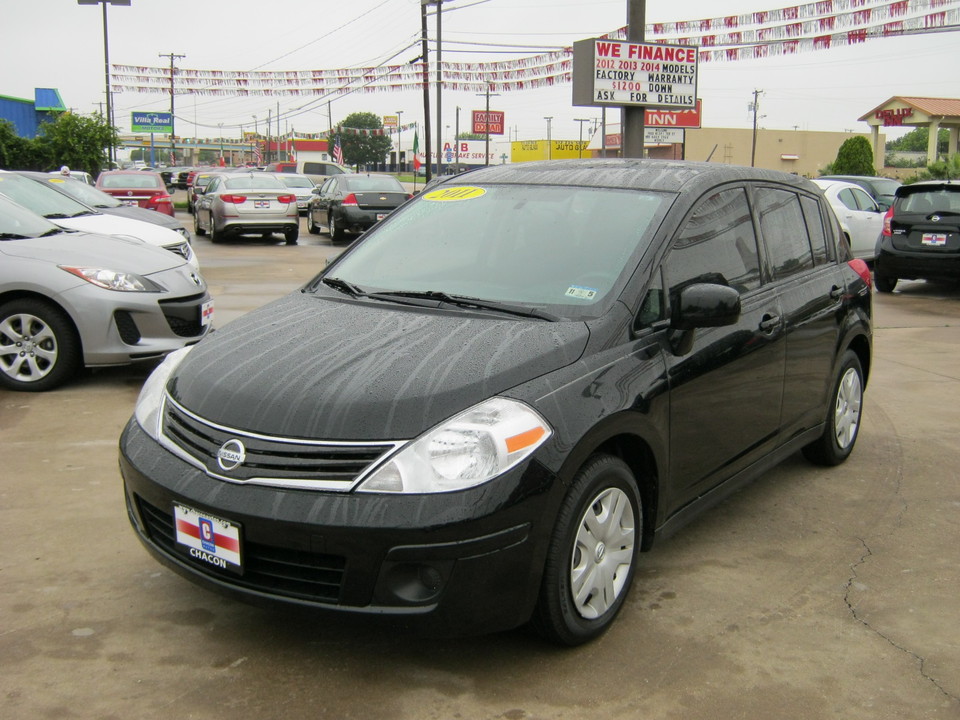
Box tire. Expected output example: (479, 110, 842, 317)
(874, 272, 897, 293)
(0, 298, 81, 392)
(307, 211, 321, 235)
(284, 226, 299, 245)
(329, 213, 345, 242)
(193, 209, 206, 236)
(210, 216, 223, 244)
(802, 350, 864, 466)
(532, 454, 641, 646)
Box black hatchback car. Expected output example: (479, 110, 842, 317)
(874, 180, 960, 292)
(120, 159, 873, 645)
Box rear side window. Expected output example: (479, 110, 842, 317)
(800, 195, 831, 265)
(754, 187, 814, 280)
(667, 187, 762, 295)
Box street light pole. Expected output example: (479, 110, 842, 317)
(544, 117, 553, 160)
(396, 110, 403, 172)
(218, 122, 224, 165)
(78, 0, 130, 168)
(574, 118, 591, 158)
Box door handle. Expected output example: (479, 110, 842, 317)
(759, 314, 780, 332)
(829, 285, 843, 300)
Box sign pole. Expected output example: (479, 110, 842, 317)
(622, 0, 646, 158)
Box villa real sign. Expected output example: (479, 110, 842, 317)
(131, 111, 173, 134)
(572, 38, 698, 110)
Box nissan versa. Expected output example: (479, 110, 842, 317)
(120, 159, 873, 645)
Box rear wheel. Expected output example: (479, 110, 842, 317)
(874, 272, 898, 293)
(532, 454, 641, 646)
(329, 213, 345, 242)
(210, 217, 224, 244)
(0, 298, 81, 392)
(284, 226, 299, 245)
(803, 350, 864, 466)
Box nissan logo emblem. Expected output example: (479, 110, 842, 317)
(217, 439, 246, 472)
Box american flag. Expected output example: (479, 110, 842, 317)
(253, 145, 263, 164)
(333, 135, 343, 164)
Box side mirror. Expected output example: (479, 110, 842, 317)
(671, 283, 741, 331)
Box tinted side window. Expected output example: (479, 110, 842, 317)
(755, 187, 814, 280)
(837, 188, 859, 211)
(667, 187, 761, 296)
(800, 195, 830, 265)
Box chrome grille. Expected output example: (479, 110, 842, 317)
(161, 396, 401, 490)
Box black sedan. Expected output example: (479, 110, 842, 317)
(306, 174, 410, 241)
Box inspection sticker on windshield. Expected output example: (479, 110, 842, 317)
(423, 186, 486, 202)
(565, 285, 598, 300)
(174, 504, 242, 573)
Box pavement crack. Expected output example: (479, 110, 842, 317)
(844, 537, 959, 705)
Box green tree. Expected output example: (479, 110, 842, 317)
(0, 119, 42, 169)
(329, 112, 392, 168)
(830, 136, 875, 176)
(886, 127, 949, 152)
(33, 112, 118, 177)
(906, 153, 960, 183)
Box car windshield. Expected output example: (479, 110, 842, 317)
(870, 178, 902, 197)
(224, 175, 286, 190)
(280, 176, 316, 189)
(100, 173, 163, 189)
(42, 177, 122, 208)
(898, 187, 960, 214)
(341, 176, 404, 193)
(0, 195, 62, 238)
(0, 173, 94, 218)
(321, 184, 669, 320)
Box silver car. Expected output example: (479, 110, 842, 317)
(193, 172, 299, 244)
(277, 173, 318, 215)
(0, 195, 213, 392)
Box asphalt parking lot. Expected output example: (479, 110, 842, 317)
(2, 211, 958, 720)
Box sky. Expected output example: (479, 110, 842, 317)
(2, 0, 958, 152)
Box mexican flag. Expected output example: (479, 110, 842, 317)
(412, 129, 421, 170)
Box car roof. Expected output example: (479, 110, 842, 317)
(895, 180, 960, 195)
(449, 159, 818, 195)
(812, 178, 865, 192)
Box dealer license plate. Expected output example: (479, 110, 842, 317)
(200, 299, 214, 327)
(254, 200, 270, 208)
(376, 213, 387, 221)
(174, 504, 242, 573)
(921, 233, 947, 247)
(121, 199, 137, 207)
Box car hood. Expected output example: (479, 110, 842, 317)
(100, 204, 186, 231)
(168, 292, 589, 440)
(1, 231, 185, 273)
(48, 213, 185, 248)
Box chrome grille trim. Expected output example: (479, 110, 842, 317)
(159, 394, 406, 491)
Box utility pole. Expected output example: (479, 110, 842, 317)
(750, 88, 763, 167)
(420, 1, 432, 181)
(266, 108, 272, 164)
(477, 84, 500, 166)
(574, 118, 591, 158)
(159, 52, 185, 164)
(622, 0, 645, 158)
(436, 0, 443, 176)
(544, 116, 553, 160)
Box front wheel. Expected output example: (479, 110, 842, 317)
(307, 211, 321, 235)
(193, 208, 206, 236)
(532, 454, 641, 646)
(0, 298, 81, 392)
(803, 350, 864, 466)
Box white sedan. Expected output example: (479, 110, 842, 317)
(812, 178, 883, 262)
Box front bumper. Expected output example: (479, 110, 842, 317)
(119, 419, 560, 636)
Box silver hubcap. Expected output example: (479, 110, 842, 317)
(0, 313, 58, 382)
(570, 487, 635, 619)
(834, 367, 862, 449)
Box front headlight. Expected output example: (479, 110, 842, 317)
(59, 265, 164, 292)
(134, 346, 193, 440)
(357, 398, 552, 494)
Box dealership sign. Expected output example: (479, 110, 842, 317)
(472, 111, 505, 135)
(131, 111, 173, 134)
(573, 38, 698, 110)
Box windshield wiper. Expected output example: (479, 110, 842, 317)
(320, 276, 368, 298)
(373, 290, 559, 321)
(70, 210, 97, 217)
(0, 232, 30, 239)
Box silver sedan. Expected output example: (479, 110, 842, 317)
(193, 172, 300, 244)
(0, 195, 213, 392)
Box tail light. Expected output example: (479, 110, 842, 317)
(277, 194, 296, 204)
(147, 194, 172, 210)
(220, 194, 247, 204)
(341, 193, 359, 206)
(406, 194, 414, 200)
(847, 259, 872, 289)
(882, 205, 893, 236)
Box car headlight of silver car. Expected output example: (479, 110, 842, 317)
(59, 266, 164, 292)
(134, 346, 193, 441)
(358, 397, 552, 493)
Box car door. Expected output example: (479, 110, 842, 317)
(753, 186, 847, 439)
(836, 186, 882, 259)
(316, 178, 337, 219)
(662, 185, 786, 507)
(197, 176, 220, 230)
